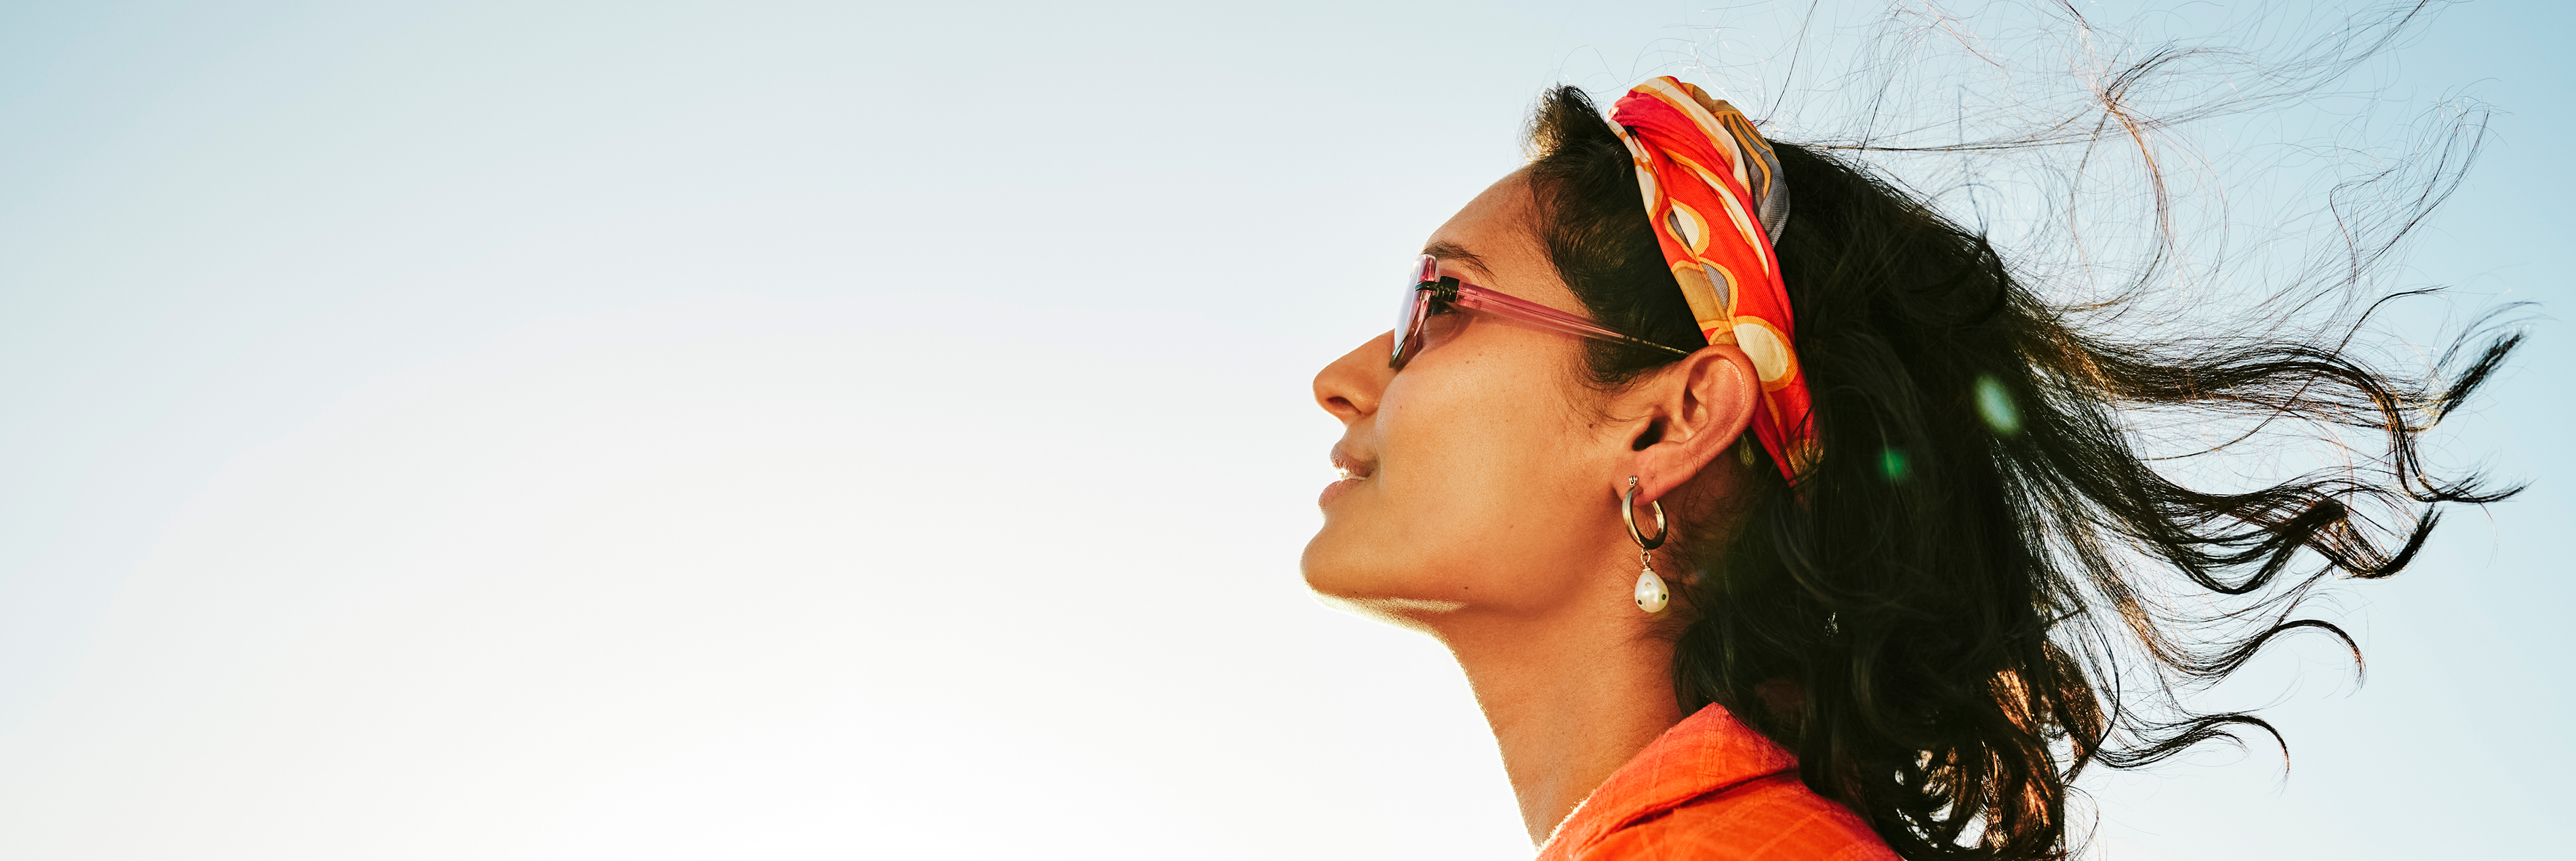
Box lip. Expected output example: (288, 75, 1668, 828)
(1319, 475, 1363, 508)
(1320, 445, 1375, 508)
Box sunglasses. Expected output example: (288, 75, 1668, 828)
(1392, 254, 1692, 369)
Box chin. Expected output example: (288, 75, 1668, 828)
(1300, 530, 1465, 630)
(1296, 527, 1363, 599)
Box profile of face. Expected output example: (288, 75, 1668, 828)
(1304, 169, 1765, 629)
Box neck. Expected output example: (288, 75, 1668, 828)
(1430, 599, 1686, 846)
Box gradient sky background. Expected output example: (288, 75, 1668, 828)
(0, 1, 2564, 858)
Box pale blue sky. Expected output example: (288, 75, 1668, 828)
(0, 1, 2564, 858)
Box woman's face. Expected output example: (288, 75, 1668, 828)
(1304, 170, 1642, 622)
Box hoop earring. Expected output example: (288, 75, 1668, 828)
(1623, 477, 1670, 613)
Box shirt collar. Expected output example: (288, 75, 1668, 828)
(1536, 703, 1800, 857)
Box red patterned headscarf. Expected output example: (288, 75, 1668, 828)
(1607, 77, 1817, 481)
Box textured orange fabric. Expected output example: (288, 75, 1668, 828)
(1533, 704, 1897, 861)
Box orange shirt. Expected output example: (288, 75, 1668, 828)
(1533, 704, 1899, 861)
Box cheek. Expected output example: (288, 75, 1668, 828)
(1382, 373, 1575, 521)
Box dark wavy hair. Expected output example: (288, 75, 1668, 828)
(1519, 64, 2520, 861)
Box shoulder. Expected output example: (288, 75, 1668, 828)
(1574, 773, 1898, 861)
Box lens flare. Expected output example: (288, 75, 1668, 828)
(1975, 375, 2021, 436)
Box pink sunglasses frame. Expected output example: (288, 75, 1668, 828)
(1392, 254, 1693, 368)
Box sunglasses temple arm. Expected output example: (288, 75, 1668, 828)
(1451, 284, 1693, 357)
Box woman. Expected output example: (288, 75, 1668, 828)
(1304, 78, 2516, 860)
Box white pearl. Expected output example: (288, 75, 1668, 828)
(1634, 568, 1669, 614)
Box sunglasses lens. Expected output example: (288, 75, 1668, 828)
(1394, 256, 1437, 364)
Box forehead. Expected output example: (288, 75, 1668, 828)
(1422, 169, 1575, 304)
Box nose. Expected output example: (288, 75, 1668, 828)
(1313, 331, 1395, 425)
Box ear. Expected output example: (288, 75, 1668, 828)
(1613, 344, 1762, 503)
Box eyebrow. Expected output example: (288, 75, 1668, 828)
(1420, 241, 1495, 281)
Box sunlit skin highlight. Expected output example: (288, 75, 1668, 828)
(1304, 169, 1770, 844)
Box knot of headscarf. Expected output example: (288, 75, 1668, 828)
(1607, 76, 1817, 481)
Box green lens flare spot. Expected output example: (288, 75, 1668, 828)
(1879, 446, 1910, 483)
(1975, 375, 2022, 436)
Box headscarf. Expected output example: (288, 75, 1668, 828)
(1607, 76, 1817, 480)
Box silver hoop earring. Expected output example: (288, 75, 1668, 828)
(1624, 477, 1670, 613)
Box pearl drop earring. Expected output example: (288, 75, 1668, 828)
(1622, 477, 1670, 614)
